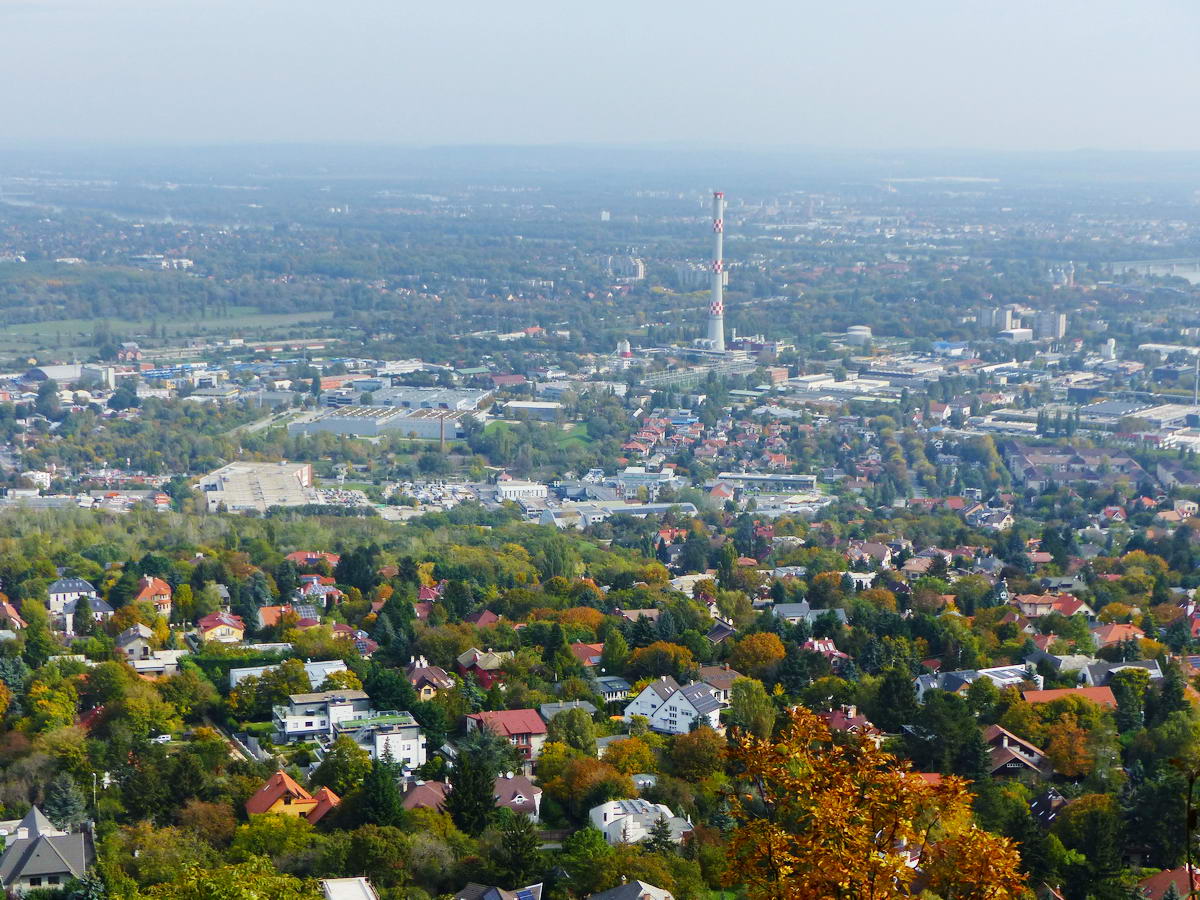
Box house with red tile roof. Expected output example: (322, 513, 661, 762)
(1138, 867, 1200, 900)
(244, 770, 340, 824)
(285, 551, 341, 569)
(133, 576, 172, 618)
(569, 642, 604, 668)
(197, 612, 245, 643)
(1090, 622, 1145, 648)
(465, 709, 547, 762)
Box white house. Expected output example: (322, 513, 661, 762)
(273, 690, 374, 743)
(46, 578, 98, 616)
(333, 711, 426, 766)
(588, 798, 691, 846)
(623, 677, 721, 735)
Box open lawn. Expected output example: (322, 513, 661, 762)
(555, 423, 593, 449)
(0, 306, 336, 357)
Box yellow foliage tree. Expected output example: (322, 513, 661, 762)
(725, 705, 1025, 900)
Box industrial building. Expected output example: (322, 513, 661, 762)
(288, 406, 469, 440)
(199, 461, 316, 513)
(372, 386, 492, 411)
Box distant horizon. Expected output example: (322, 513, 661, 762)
(3, 1, 1199, 151)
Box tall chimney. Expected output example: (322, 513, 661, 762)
(707, 191, 726, 353)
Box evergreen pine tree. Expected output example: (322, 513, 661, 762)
(44, 772, 87, 829)
(645, 814, 676, 855)
(444, 749, 497, 836)
(71, 596, 93, 637)
(359, 747, 404, 827)
(494, 808, 543, 885)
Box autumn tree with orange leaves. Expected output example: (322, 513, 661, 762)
(725, 705, 1026, 900)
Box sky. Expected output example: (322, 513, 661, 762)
(2, 0, 1199, 151)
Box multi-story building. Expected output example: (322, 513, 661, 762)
(273, 690, 374, 743)
(333, 710, 426, 766)
(465, 709, 547, 763)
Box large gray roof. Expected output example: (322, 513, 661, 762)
(0, 807, 94, 888)
(678, 682, 721, 715)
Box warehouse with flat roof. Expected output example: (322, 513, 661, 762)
(289, 406, 469, 440)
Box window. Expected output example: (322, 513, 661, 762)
(29, 878, 41, 887)
(48, 877, 60, 885)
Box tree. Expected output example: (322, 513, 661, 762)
(493, 807, 543, 886)
(602, 737, 655, 775)
(600, 630, 629, 674)
(358, 748, 404, 827)
(142, 857, 322, 899)
(725, 705, 1025, 900)
(729, 677, 776, 739)
(728, 632, 786, 676)
(312, 735, 372, 796)
(870, 666, 918, 734)
(547, 707, 597, 756)
(71, 596, 94, 636)
(644, 814, 676, 856)
(627, 641, 695, 680)
(444, 747, 497, 836)
(1111, 666, 1150, 733)
(43, 772, 86, 829)
(670, 726, 725, 781)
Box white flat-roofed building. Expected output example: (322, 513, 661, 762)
(288, 406, 469, 440)
(199, 461, 315, 513)
(273, 690, 374, 742)
(504, 400, 563, 421)
(714, 471, 818, 492)
(229, 659, 348, 690)
(333, 710, 426, 765)
(496, 480, 548, 501)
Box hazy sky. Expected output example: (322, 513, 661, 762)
(2, 0, 1198, 151)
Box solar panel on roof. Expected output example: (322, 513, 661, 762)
(517, 892, 535, 900)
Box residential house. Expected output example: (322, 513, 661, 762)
(465, 709, 548, 763)
(132, 576, 173, 618)
(623, 677, 721, 735)
(404, 656, 455, 700)
(0, 601, 25, 632)
(587, 883, 674, 900)
(116, 624, 154, 661)
(1090, 622, 1145, 649)
(402, 775, 543, 820)
(0, 807, 95, 895)
(229, 659, 348, 690)
(915, 665, 1041, 702)
(46, 577, 97, 616)
(539, 700, 597, 722)
(1137, 867, 1200, 900)
(197, 611, 245, 643)
(771, 600, 848, 627)
(286, 550, 340, 569)
(1080, 659, 1163, 687)
(453, 883, 543, 900)
(334, 711, 426, 766)
(697, 665, 743, 705)
(457, 648, 515, 689)
(62, 594, 113, 635)
(244, 770, 340, 824)
(818, 705, 882, 744)
(569, 642, 605, 668)
(983, 725, 1052, 780)
(588, 799, 691, 846)
(595, 675, 632, 703)
(273, 690, 375, 743)
(1021, 686, 1117, 709)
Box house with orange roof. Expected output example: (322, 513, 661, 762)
(1020, 686, 1117, 709)
(1090, 622, 1145, 648)
(244, 770, 340, 824)
(133, 576, 172, 619)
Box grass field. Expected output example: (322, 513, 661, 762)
(0, 306, 336, 357)
(555, 422, 593, 449)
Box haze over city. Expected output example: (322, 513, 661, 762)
(2, 0, 1199, 150)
